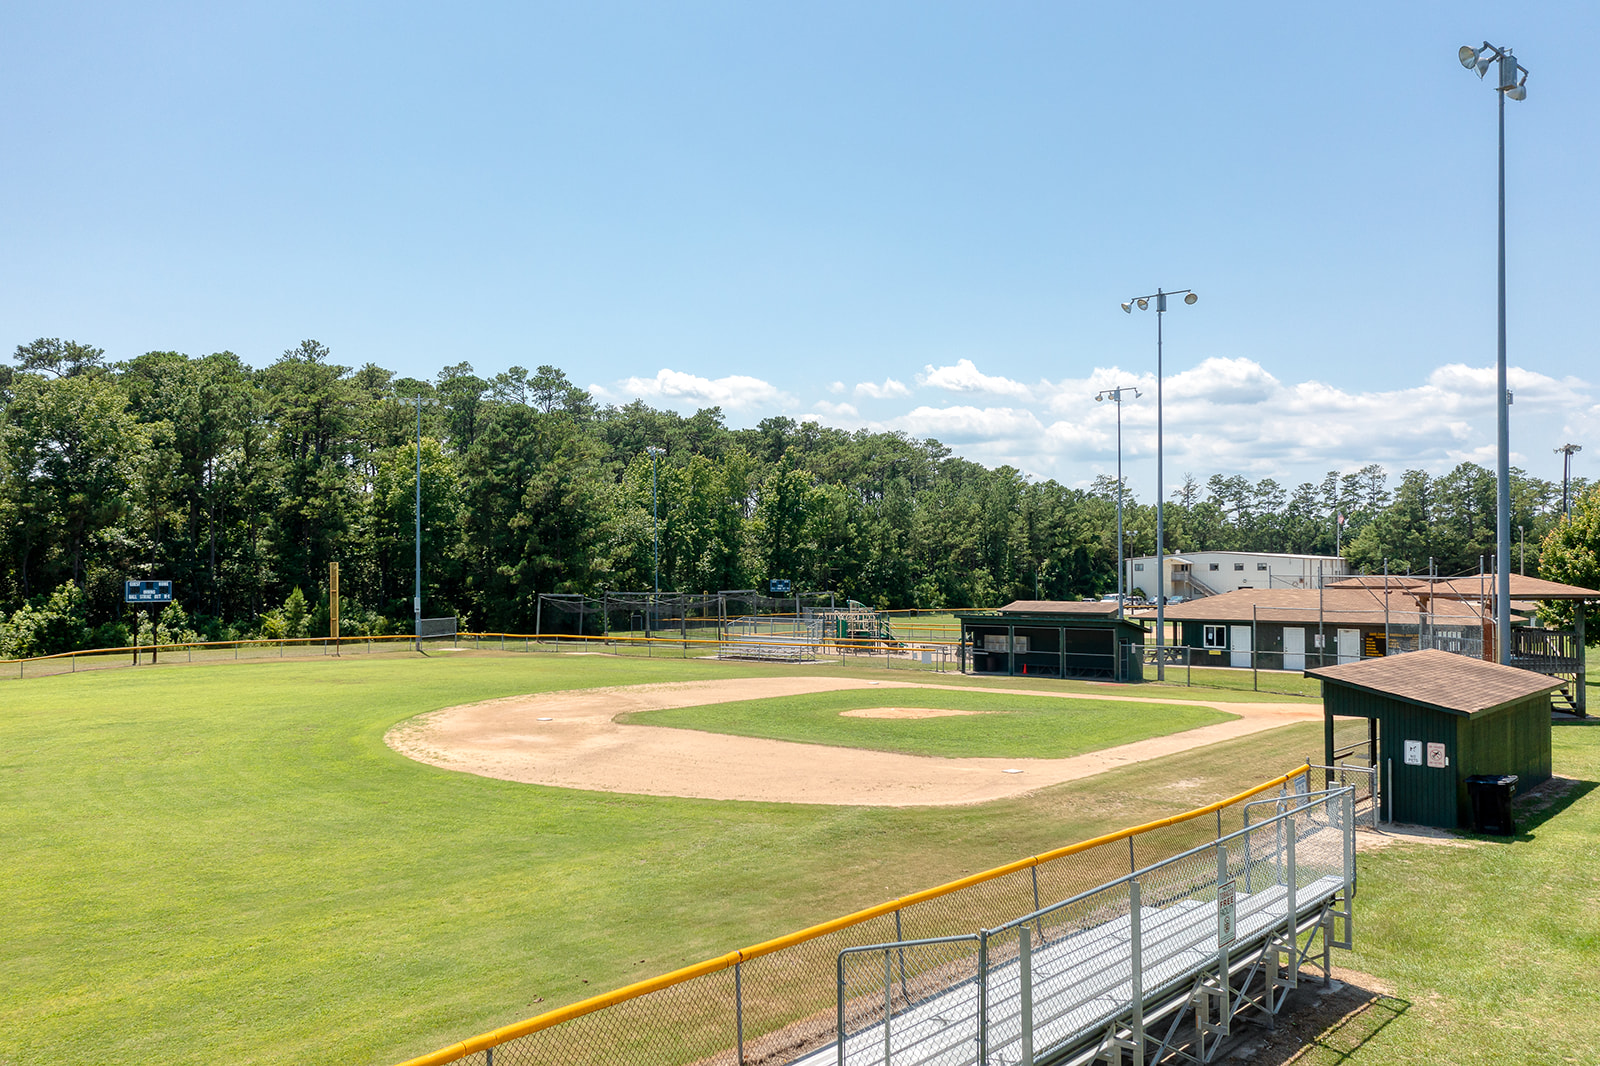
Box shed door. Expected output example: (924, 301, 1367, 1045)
(1229, 625, 1253, 669)
(1336, 628, 1360, 664)
(1282, 627, 1306, 671)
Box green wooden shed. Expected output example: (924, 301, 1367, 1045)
(1307, 649, 1560, 829)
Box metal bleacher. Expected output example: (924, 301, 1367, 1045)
(816, 787, 1356, 1066)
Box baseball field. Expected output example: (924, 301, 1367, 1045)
(2, 650, 1596, 1065)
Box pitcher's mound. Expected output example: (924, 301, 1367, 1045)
(839, 706, 979, 719)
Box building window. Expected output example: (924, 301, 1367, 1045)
(1134, 563, 1144, 572)
(1203, 625, 1227, 648)
(1234, 563, 1245, 571)
(1209, 563, 1220, 571)
(1257, 563, 1268, 571)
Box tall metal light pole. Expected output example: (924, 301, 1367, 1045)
(646, 446, 663, 617)
(1096, 385, 1141, 619)
(1557, 443, 1582, 519)
(412, 396, 438, 651)
(1122, 288, 1198, 679)
(1460, 41, 1528, 664)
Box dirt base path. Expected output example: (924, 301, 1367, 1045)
(386, 677, 1322, 806)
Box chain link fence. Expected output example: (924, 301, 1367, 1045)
(833, 786, 1355, 1066)
(396, 767, 1329, 1066)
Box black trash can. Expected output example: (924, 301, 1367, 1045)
(1466, 774, 1519, 835)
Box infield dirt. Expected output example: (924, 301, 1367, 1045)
(387, 676, 1320, 805)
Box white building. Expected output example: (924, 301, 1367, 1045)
(1125, 550, 1350, 603)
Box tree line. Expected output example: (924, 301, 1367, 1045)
(1, 337, 1592, 656)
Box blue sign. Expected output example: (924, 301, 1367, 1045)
(768, 579, 792, 594)
(125, 580, 173, 603)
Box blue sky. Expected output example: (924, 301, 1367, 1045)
(3, 2, 1595, 496)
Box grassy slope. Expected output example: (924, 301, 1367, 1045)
(620, 688, 1234, 758)
(2, 654, 1593, 1065)
(1318, 720, 1600, 1066)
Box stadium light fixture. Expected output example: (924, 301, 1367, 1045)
(1459, 40, 1529, 663)
(1121, 288, 1198, 679)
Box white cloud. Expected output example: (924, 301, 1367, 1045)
(827, 380, 846, 395)
(603, 368, 794, 411)
(813, 399, 860, 419)
(917, 358, 1033, 398)
(853, 377, 910, 400)
(887, 405, 1045, 443)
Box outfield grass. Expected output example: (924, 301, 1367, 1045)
(2, 653, 1594, 1066)
(621, 688, 1234, 758)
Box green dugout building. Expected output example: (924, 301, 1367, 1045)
(1307, 649, 1560, 829)
(956, 601, 1148, 682)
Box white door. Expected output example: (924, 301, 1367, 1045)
(1337, 628, 1360, 664)
(1230, 625, 1253, 669)
(1282, 627, 1306, 671)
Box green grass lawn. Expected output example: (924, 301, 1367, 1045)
(1, 653, 1594, 1066)
(620, 688, 1233, 758)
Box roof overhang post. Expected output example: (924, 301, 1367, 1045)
(1577, 607, 1588, 716)
(1324, 699, 1336, 769)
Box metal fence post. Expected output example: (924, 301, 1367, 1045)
(978, 930, 989, 1063)
(1130, 879, 1144, 1051)
(883, 950, 893, 1066)
(1020, 925, 1034, 1066)
(894, 909, 908, 1001)
(1286, 808, 1298, 935)
(1344, 789, 1356, 897)
(836, 953, 847, 1066)
(735, 961, 745, 1066)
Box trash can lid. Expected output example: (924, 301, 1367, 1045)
(1466, 774, 1518, 786)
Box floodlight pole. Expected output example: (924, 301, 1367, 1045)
(1096, 385, 1141, 619)
(412, 395, 438, 652)
(415, 397, 424, 653)
(1461, 41, 1527, 664)
(647, 446, 663, 635)
(1123, 288, 1197, 679)
(1558, 444, 1582, 519)
(1495, 78, 1512, 664)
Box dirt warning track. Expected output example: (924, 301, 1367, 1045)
(385, 676, 1321, 807)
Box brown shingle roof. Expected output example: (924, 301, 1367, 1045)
(1159, 587, 1483, 627)
(996, 599, 1122, 616)
(1428, 574, 1600, 602)
(1306, 648, 1561, 716)
(1327, 575, 1430, 590)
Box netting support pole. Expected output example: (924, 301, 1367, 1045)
(535, 596, 543, 642)
(735, 961, 745, 1066)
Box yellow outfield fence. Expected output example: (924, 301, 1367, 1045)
(395, 765, 1313, 1066)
